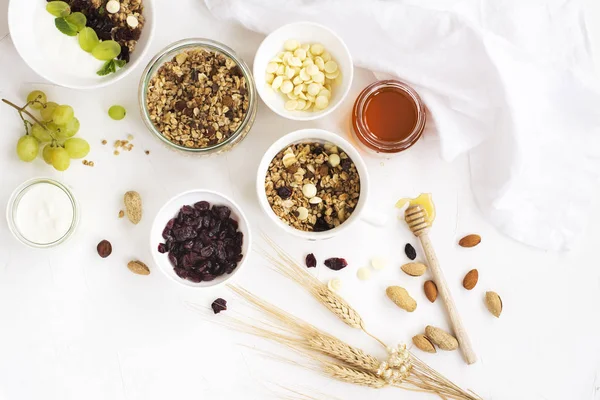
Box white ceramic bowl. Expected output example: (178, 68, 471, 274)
(150, 190, 252, 289)
(253, 22, 353, 121)
(8, 0, 155, 89)
(257, 129, 373, 240)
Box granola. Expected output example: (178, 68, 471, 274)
(146, 48, 250, 149)
(265, 142, 361, 232)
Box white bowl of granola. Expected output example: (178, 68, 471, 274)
(257, 129, 378, 240)
(8, 0, 154, 89)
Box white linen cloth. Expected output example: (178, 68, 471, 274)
(205, 0, 600, 250)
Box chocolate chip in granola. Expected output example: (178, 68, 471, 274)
(175, 100, 187, 111)
(276, 186, 292, 199)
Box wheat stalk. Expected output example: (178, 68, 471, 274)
(224, 285, 482, 400)
(322, 362, 387, 389)
(258, 234, 386, 347)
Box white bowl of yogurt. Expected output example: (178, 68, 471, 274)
(6, 178, 79, 248)
(8, 0, 155, 89)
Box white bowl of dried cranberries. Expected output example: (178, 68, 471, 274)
(150, 189, 251, 288)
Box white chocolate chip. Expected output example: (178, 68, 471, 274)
(292, 76, 303, 85)
(324, 60, 338, 74)
(126, 15, 139, 28)
(306, 64, 319, 76)
(357, 267, 372, 281)
(327, 278, 342, 292)
(310, 44, 324, 56)
(297, 207, 309, 220)
(276, 64, 285, 75)
(325, 70, 340, 79)
(271, 76, 283, 90)
(294, 48, 307, 61)
(280, 80, 293, 94)
(265, 73, 275, 84)
(313, 71, 325, 84)
(371, 257, 387, 271)
(285, 100, 298, 111)
(314, 57, 325, 70)
(302, 183, 317, 198)
(284, 39, 299, 51)
(266, 62, 278, 74)
(307, 83, 321, 96)
(315, 95, 329, 110)
(328, 153, 341, 167)
(309, 196, 322, 204)
(106, 0, 120, 14)
(322, 52, 331, 62)
(296, 99, 307, 110)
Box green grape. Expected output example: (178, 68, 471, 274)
(31, 123, 53, 142)
(91, 40, 121, 61)
(52, 105, 74, 125)
(64, 138, 90, 159)
(60, 117, 80, 138)
(46, 122, 62, 137)
(46, 1, 70, 17)
(42, 144, 56, 164)
(16, 136, 39, 162)
(41, 102, 58, 121)
(51, 147, 70, 171)
(65, 12, 86, 32)
(108, 105, 126, 120)
(26, 90, 47, 110)
(78, 27, 99, 52)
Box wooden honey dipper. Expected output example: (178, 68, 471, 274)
(405, 204, 477, 365)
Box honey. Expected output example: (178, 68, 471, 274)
(395, 193, 435, 224)
(352, 80, 426, 154)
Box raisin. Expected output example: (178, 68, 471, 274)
(324, 258, 348, 271)
(405, 243, 417, 260)
(276, 186, 292, 199)
(340, 159, 352, 172)
(305, 253, 317, 268)
(211, 298, 227, 314)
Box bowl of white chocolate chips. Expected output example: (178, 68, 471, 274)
(253, 21, 353, 121)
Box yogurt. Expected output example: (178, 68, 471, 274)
(14, 182, 74, 245)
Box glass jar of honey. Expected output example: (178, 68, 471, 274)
(352, 80, 426, 154)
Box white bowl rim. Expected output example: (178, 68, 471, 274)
(256, 128, 370, 240)
(253, 21, 354, 121)
(150, 188, 252, 289)
(7, 0, 156, 89)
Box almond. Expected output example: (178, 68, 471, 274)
(485, 291, 502, 317)
(425, 326, 458, 351)
(127, 260, 150, 275)
(462, 269, 479, 290)
(458, 234, 481, 248)
(412, 334, 436, 353)
(386, 286, 417, 312)
(424, 280, 438, 303)
(401, 262, 427, 277)
(124, 191, 142, 224)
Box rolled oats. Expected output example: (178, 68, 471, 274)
(146, 48, 250, 149)
(265, 142, 361, 232)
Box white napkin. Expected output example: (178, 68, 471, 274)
(205, 0, 600, 250)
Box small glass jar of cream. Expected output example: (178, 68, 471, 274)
(6, 178, 79, 248)
(352, 80, 426, 154)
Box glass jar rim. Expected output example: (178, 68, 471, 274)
(138, 38, 257, 154)
(352, 79, 426, 153)
(6, 178, 79, 248)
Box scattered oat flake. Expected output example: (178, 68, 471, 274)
(101, 140, 107, 145)
(371, 257, 386, 270)
(114, 150, 120, 156)
(127, 134, 134, 140)
(145, 150, 150, 155)
(118, 210, 125, 218)
(211, 298, 227, 314)
(305, 253, 316, 268)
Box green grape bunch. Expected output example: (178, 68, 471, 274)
(2, 90, 91, 171)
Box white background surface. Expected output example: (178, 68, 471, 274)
(0, 1, 599, 399)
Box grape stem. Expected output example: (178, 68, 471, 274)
(2, 98, 59, 141)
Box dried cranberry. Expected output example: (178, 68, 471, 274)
(313, 217, 332, 232)
(324, 258, 348, 271)
(340, 159, 352, 172)
(405, 244, 417, 260)
(211, 298, 227, 314)
(158, 243, 167, 253)
(276, 186, 292, 199)
(305, 253, 317, 268)
(212, 205, 231, 220)
(312, 146, 324, 155)
(194, 201, 210, 211)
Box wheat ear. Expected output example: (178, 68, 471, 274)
(322, 362, 387, 389)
